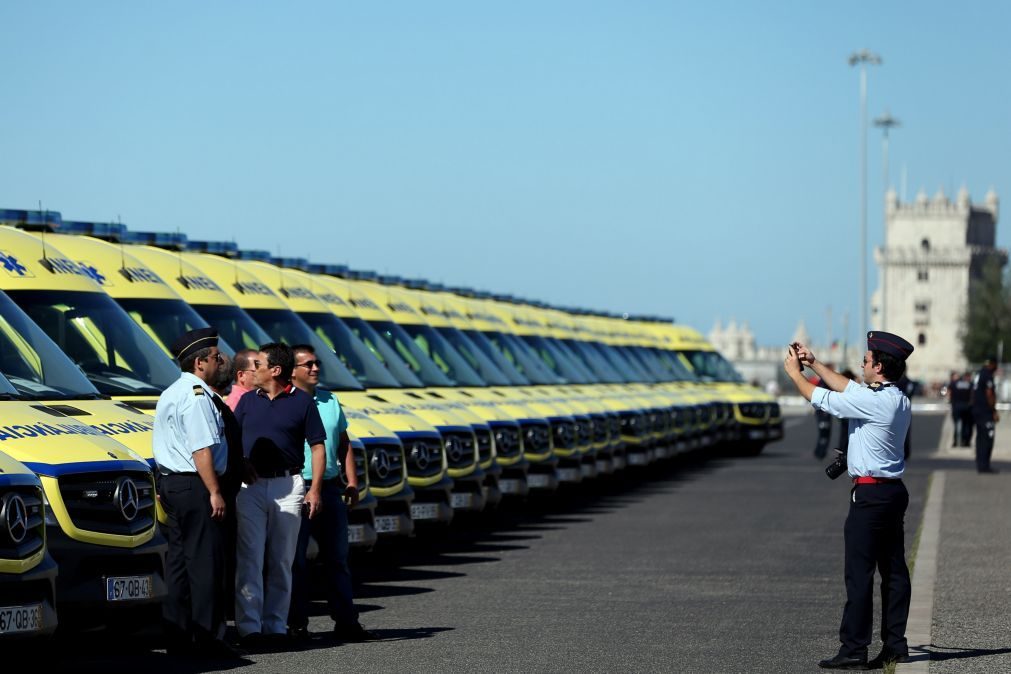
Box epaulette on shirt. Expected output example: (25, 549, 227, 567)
(193, 385, 205, 396)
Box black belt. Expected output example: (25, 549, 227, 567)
(256, 467, 301, 478)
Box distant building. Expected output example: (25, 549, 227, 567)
(709, 319, 862, 391)
(872, 187, 1007, 384)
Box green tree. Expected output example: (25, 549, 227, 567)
(962, 255, 1011, 363)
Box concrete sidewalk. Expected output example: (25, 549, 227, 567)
(898, 415, 1011, 672)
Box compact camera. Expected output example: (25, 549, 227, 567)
(825, 449, 847, 480)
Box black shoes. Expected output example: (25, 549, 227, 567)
(818, 653, 869, 670)
(334, 622, 379, 642)
(869, 649, 910, 667)
(288, 625, 312, 643)
(978, 467, 1000, 474)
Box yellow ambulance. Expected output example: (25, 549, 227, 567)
(268, 264, 526, 503)
(224, 253, 489, 515)
(652, 323, 783, 455)
(164, 242, 453, 527)
(116, 235, 400, 542)
(0, 450, 57, 639)
(0, 279, 166, 619)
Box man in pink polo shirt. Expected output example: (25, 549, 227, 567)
(226, 349, 258, 411)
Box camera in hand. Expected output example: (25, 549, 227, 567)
(825, 449, 847, 480)
(790, 341, 804, 372)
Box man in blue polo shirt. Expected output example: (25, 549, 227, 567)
(233, 342, 326, 648)
(287, 344, 377, 643)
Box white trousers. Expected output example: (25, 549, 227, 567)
(235, 474, 305, 636)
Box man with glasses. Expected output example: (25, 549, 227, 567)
(287, 344, 377, 643)
(233, 342, 326, 649)
(226, 348, 259, 411)
(153, 328, 236, 657)
(785, 332, 914, 670)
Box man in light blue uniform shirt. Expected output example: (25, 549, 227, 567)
(287, 344, 377, 642)
(153, 327, 235, 657)
(785, 331, 914, 670)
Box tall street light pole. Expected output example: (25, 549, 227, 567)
(874, 110, 900, 331)
(849, 49, 882, 344)
(874, 110, 900, 190)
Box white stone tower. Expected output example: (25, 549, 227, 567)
(873, 186, 1007, 382)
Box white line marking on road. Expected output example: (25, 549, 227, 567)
(898, 470, 944, 673)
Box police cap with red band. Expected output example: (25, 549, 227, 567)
(867, 331, 914, 361)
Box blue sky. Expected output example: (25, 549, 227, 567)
(2, 2, 1010, 347)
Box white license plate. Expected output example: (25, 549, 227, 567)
(374, 515, 402, 533)
(627, 453, 648, 466)
(613, 457, 626, 470)
(748, 429, 766, 440)
(451, 493, 475, 508)
(410, 503, 441, 520)
(595, 460, 611, 473)
(106, 575, 152, 602)
(557, 468, 581, 482)
(498, 479, 522, 494)
(527, 474, 553, 488)
(347, 524, 366, 543)
(580, 464, 596, 477)
(655, 447, 669, 459)
(0, 604, 43, 635)
(675, 441, 687, 452)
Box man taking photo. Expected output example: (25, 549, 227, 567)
(784, 332, 914, 670)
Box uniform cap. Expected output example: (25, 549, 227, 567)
(171, 328, 218, 362)
(866, 331, 913, 361)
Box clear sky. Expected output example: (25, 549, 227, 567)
(2, 2, 1009, 347)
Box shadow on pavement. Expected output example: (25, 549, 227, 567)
(369, 626, 454, 642)
(911, 643, 1011, 662)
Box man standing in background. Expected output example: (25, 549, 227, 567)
(971, 357, 1000, 474)
(287, 344, 377, 643)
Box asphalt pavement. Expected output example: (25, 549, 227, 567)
(25, 409, 1011, 673)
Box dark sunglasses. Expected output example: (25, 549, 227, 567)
(297, 359, 322, 370)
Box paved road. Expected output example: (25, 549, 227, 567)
(34, 412, 948, 673)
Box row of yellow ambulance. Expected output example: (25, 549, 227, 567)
(0, 207, 782, 639)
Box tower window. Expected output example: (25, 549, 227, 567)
(918, 333, 927, 346)
(921, 238, 931, 252)
(917, 268, 929, 281)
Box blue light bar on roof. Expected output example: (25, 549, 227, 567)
(236, 250, 270, 262)
(123, 230, 187, 249)
(0, 208, 64, 231)
(307, 263, 349, 277)
(185, 240, 240, 256)
(60, 220, 126, 241)
(270, 257, 309, 271)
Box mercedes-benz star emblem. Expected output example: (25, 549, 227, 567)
(373, 449, 391, 480)
(3, 494, 28, 544)
(446, 438, 462, 463)
(115, 478, 140, 522)
(412, 443, 430, 471)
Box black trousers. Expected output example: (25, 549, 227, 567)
(953, 405, 974, 446)
(288, 480, 358, 630)
(159, 473, 227, 645)
(814, 410, 833, 459)
(839, 482, 911, 658)
(974, 414, 995, 472)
